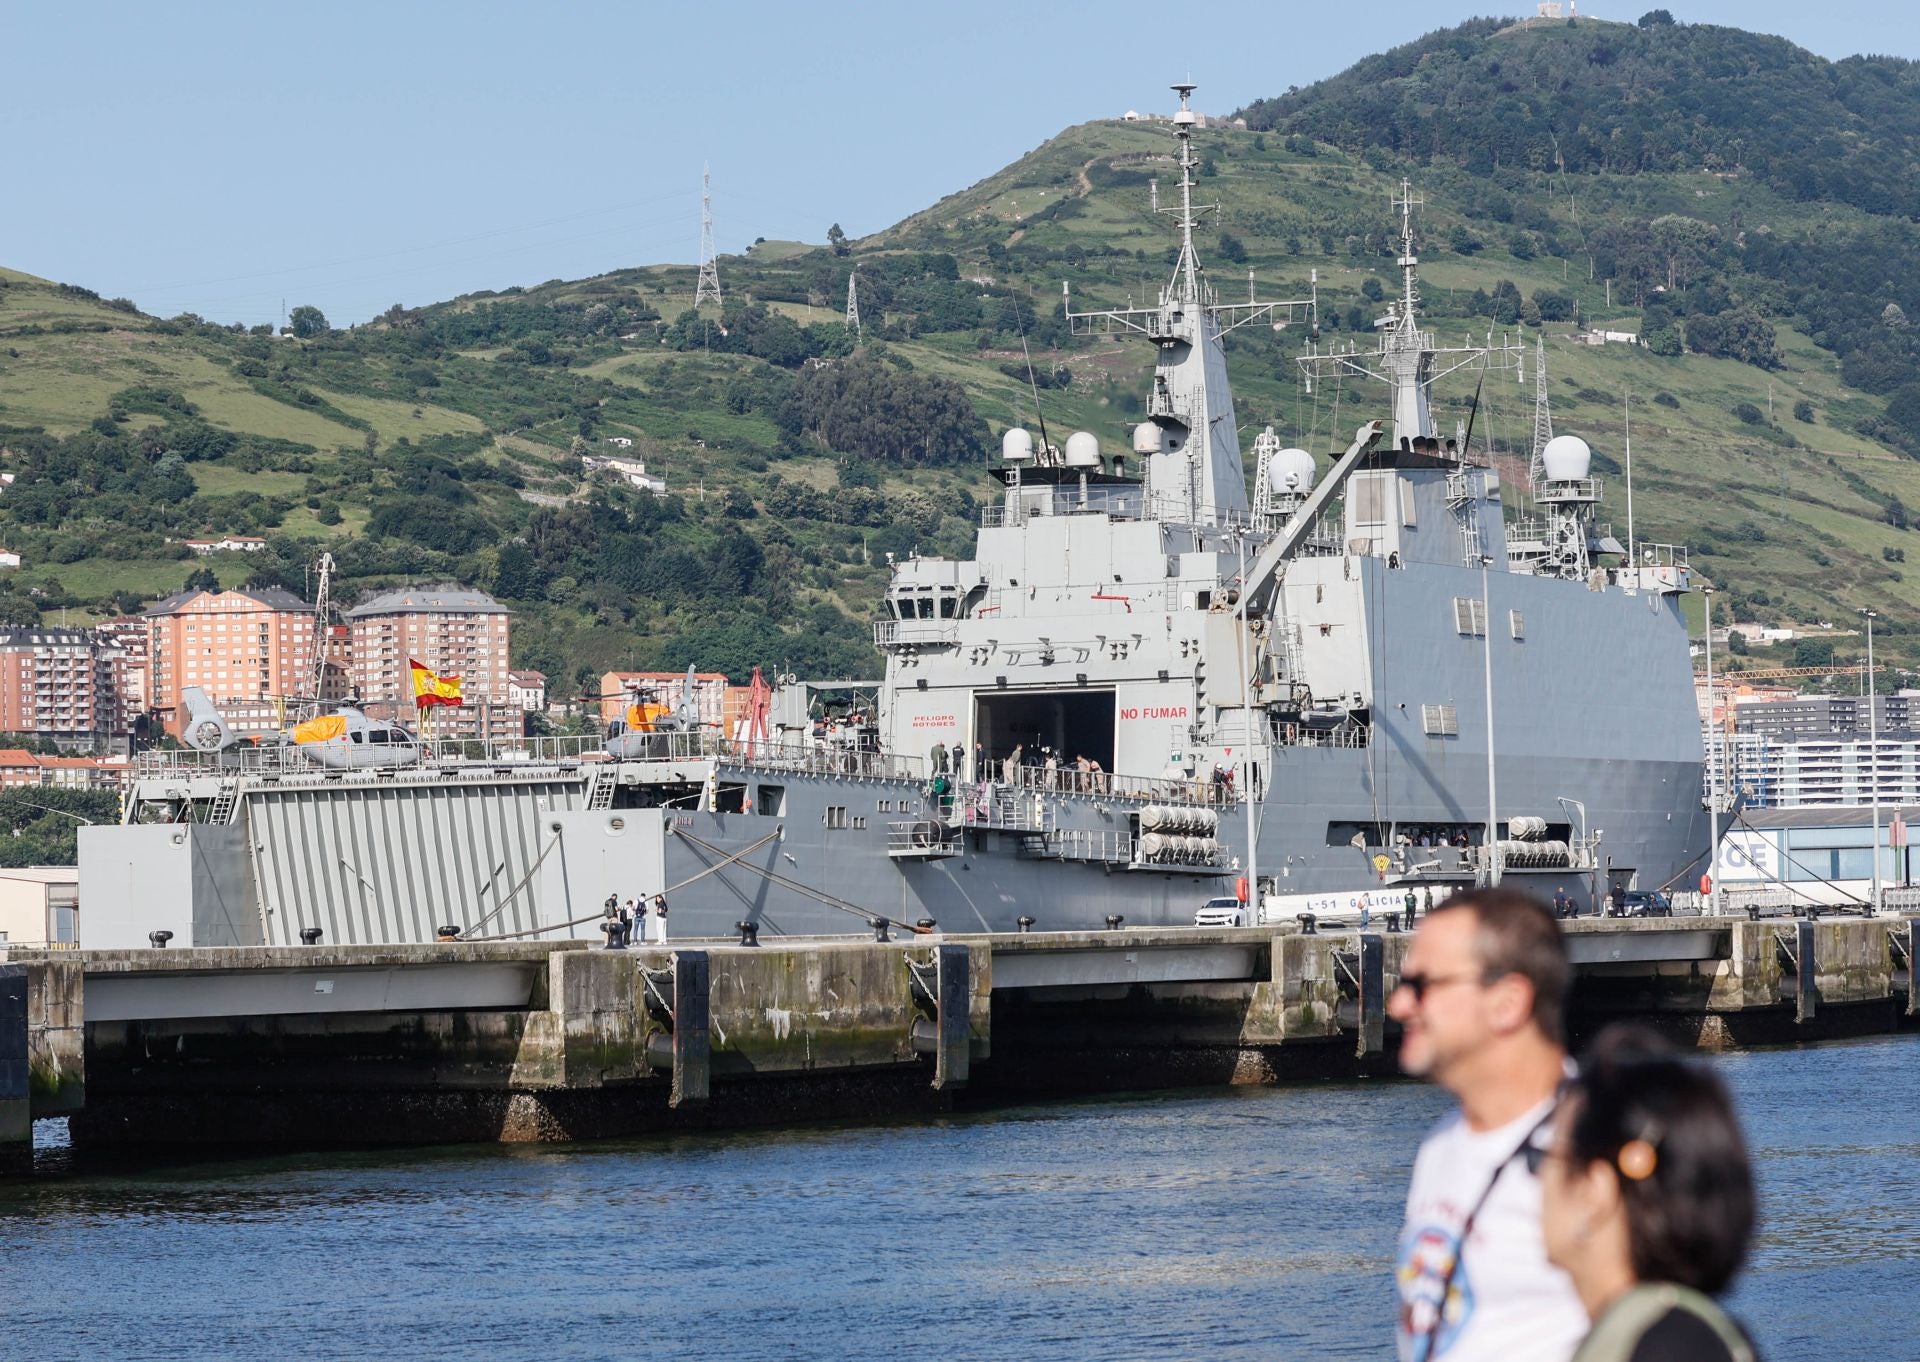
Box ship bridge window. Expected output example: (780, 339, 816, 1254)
(974, 688, 1116, 783)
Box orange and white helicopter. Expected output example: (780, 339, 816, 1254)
(602, 665, 707, 759)
(180, 686, 424, 770)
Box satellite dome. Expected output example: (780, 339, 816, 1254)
(1267, 447, 1317, 494)
(1541, 434, 1592, 482)
(1133, 422, 1169, 456)
(1064, 431, 1101, 468)
(1001, 427, 1035, 463)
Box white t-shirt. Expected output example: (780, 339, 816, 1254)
(1396, 1098, 1587, 1362)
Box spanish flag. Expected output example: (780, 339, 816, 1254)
(410, 658, 465, 708)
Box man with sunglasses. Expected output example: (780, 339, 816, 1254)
(1390, 887, 1584, 1362)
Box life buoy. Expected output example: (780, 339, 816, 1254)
(1236, 876, 1250, 903)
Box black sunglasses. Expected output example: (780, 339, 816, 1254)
(1394, 969, 1484, 1003)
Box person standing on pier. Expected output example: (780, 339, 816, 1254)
(1389, 888, 1585, 1362)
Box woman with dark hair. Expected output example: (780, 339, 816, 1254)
(1540, 1026, 1759, 1362)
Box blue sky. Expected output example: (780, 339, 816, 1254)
(7, 1, 1918, 326)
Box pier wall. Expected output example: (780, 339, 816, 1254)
(2, 915, 1913, 1158)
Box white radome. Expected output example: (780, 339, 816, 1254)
(1001, 427, 1035, 463)
(1541, 434, 1592, 482)
(1132, 422, 1168, 456)
(1267, 447, 1318, 494)
(1064, 431, 1101, 467)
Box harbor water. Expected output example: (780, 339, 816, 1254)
(3, 1034, 1915, 1361)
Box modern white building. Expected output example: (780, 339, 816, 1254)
(0, 867, 79, 947)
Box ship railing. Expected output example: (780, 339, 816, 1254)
(1635, 542, 1690, 569)
(129, 733, 615, 778)
(1273, 720, 1371, 750)
(129, 730, 927, 783)
(872, 618, 959, 648)
(979, 762, 1237, 806)
(627, 728, 921, 782)
(981, 488, 1258, 530)
(1045, 827, 1135, 864)
(958, 783, 1055, 832)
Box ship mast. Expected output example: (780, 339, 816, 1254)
(1063, 82, 1315, 527)
(1298, 181, 1523, 451)
(1170, 82, 1204, 311)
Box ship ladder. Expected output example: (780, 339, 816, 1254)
(208, 786, 239, 825)
(587, 772, 616, 810)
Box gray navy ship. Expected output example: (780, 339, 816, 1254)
(81, 84, 1709, 948)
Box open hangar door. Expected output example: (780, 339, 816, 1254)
(974, 689, 1115, 775)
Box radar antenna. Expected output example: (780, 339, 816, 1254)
(1297, 180, 1523, 449)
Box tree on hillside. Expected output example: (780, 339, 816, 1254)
(827, 224, 849, 257)
(288, 305, 328, 338)
(183, 566, 220, 593)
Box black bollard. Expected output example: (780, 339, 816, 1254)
(1745, 904, 1761, 921)
(601, 920, 624, 950)
(1016, 915, 1035, 933)
(436, 924, 462, 942)
(1105, 914, 1125, 931)
(872, 916, 891, 943)
(737, 920, 760, 947)
(1385, 911, 1403, 933)
(299, 927, 323, 946)
(1296, 913, 1317, 936)
(916, 918, 937, 933)
(148, 929, 173, 948)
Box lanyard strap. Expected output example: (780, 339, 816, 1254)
(1416, 1107, 1558, 1362)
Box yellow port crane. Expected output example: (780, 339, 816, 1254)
(1695, 664, 1883, 682)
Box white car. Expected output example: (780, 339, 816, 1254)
(1193, 896, 1247, 927)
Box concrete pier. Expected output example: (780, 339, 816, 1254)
(1, 914, 1914, 1159)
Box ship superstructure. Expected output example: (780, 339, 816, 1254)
(81, 85, 1708, 948)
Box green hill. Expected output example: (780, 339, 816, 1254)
(6, 13, 1920, 695)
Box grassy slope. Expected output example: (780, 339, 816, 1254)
(2, 55, 1917, 674)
